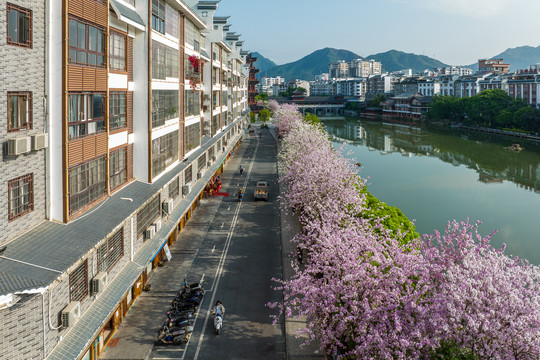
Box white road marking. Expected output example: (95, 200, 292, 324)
(211, 245, 215, 253)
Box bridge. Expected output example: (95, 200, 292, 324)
(274, 96, 347, 116)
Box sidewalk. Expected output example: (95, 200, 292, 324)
(269, 125, 326, 360)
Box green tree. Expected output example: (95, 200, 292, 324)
(259, 109, 271, 123)
(368, 94, 386, 108)
(303, 113, 320, 126)
(297, 87, 307, 94)
(250, 111, 256, 123)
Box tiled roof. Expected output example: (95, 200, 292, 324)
(0, 120, 243, 297)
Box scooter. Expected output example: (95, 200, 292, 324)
(156, 323, 194, 344)
(214, 313, 223, 335)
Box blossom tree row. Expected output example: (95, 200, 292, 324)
(268, 100, 540, 359)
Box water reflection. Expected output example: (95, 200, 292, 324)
(325, 118, 540, 193)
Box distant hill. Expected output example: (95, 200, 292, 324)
(259, 47, 361, 81)
(468, 45, 540, 71)
(366, 50, 447, 73)
(251, 52, 277, 73)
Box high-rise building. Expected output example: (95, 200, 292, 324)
(0, 1, 250, 359)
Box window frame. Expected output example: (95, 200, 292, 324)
(6, 3, 32, 48)
(152, 0, 165, 34)
(68, 93, 106, 140)
(97, 229, 124, 273)
(8, 174, 34, 221)
(109, 147, 127, 191)
(109, 30, 127, 72)
(69, 156, 107, 215)
(169, 177, 179, 199)
(109, 91, 127, 131)
(69, 260, 88, 302)
(7, 92, 32, 132)
(137, 195, 161, 236)
(68, 17, 106, 68)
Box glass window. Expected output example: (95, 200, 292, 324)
(109, 147, 127, 190)
(185, 165, 192, 184)
(68, 18, 105, 67)
(97, 229, 124, 273)
(152, 41, 178, 80)
(169, 177, 179, 199)
(152, 131, 179, 178)
(109, 31, 126, 71)
(8, 174, 33, 221)
(151, 90, 178, 128)
(68, 93, 106, 139)
(152, 0, 165, 33)
(69, 156, 107, 215)
(137, 195, 160, 235)
(185, 20, 200, 50)
(109, 92, 127, 130)
(7, 3, 32, 48)
(7, 92, 32, 132)
(165, 4, 179, 37)
(185, 122, 201, 152)
(185, 90, 201, 117)
(69, 260, 88, 302)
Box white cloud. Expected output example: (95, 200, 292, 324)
(400, 0, 540, 18)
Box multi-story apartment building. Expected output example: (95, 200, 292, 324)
(334, 78, 367, 99)
(1, 1, 47, 248)
(348, 59, 382, 78)
(309, 80, 334, 96)
(0, 1, 249, 359)
(478, 58, 510, 73)
(329, 60, 348, 79)
(507, 67, 540, 108)
(417, 77, 441, 96)
(435, 66, 473, 76)
(439, 75, 459, 96)
(366, 74, 396, 95)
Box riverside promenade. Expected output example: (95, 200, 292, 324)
(100, 123, 324, 360)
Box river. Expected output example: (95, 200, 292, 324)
(323, 118, 540, 265)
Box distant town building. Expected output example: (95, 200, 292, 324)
(334, 78, 367, 98)
(309, 80, 334, 96)
(478, 59, 510, 73)
(315, 73, 330, 81)
(348, 59, 382, 77)
(435, 66, 473, 76)
(507, 66, 540, 108)
(366, 74, 397, 95)
(329, 60, 349, 79)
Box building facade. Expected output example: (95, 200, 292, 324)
(0, 1, 250, 359)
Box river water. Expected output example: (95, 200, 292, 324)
(323, 118, 540, 265)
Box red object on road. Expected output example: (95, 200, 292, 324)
(214, 192, 229, 197)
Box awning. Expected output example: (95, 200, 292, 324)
(110, 0, 146, 31)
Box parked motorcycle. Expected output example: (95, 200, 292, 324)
(156, 323, 194, 344)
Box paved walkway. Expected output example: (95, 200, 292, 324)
(100, 124, 325, 360)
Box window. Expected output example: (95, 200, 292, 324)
(169, 177, 179, 199)
(110, 147, 127, 190)
(69, 260, 88, 302)
(185, 19, 200, 50)
(68, 93, 106, 139)
(213, 91, 218, 109)
(185, 90, 200, 117)
(222, 91, 227, 106)
(8, 174, 33, 221)
(185, 165, 192, 184)
(186, 122, 201, 152)
(68, 18, 105, 67)
(7, 3, 32, 48)
(7, 92, 32, 132)
(69, 156, 107, 215)
(198, 153, 206, 172)
(152, 131, 179, 178)
(165, 4, 179, 37)
(109, 31, 126, 71)
(152, 41, 178, 80)
(109, 92, 127, 130)
(97, 229, 124, 272)
(137, 196, 160, 235)
(212, 114, 219, 135)
(124, 0, 135, 5)
(152, 90, 178, 128)
(152, 0, 165, 33)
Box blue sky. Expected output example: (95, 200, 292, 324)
(215, 0, 540, 66)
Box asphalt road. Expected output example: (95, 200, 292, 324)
(151, 127, 285, 360)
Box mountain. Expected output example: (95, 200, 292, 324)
(366, 50, 447, 73)
(259, 47, 361, 81)
(467, 45, 540, 71)
(251, 52, 277, 73)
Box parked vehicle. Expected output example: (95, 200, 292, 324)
(254, 181, 269, 201)
(156, 323, 194, 344)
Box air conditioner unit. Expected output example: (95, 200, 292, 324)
(206, 161, 211, 168)
(61, 301, 81, 328)
(224, 140, 228, 146)
(204, 94, 210, 101)
(91, 272, 108, 295)
(7, 136, 31, 156)
(212, 155, 216, 162)
(154, 219, 162, 232)
(163, 199, 174, 214)
(197, 172, 202, 180)
(31, 133, 48, 151)
(145, 226, 155, 240)
(182, 184, 191, 196)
